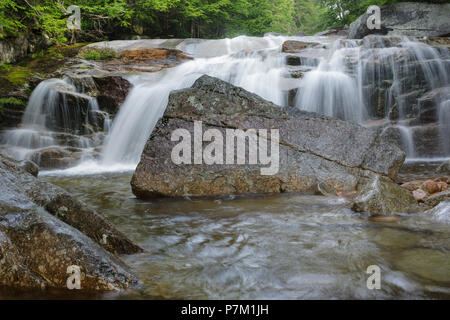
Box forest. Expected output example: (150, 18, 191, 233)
(1, 0, 444, 44)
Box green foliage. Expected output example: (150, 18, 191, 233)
(318, 0, 397, 29)
(0, 97, 26, 111)
(0, 63, 11, 72)
(0, 0, 26, 39)
(1, 0, 442, 47)
(2, 66, 33, 86)
(78, 47, 116, 60)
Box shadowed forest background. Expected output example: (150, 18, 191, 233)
(0, 0, 447, 44)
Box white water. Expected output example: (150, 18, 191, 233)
(2, 35, 449, 174)
(101, 36, 288, 165)
(296, 36, 449, 158)
(1, 78, 102, 161)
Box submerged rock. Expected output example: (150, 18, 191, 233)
(425, 201, 450, 224)
(348, 2, 450, 39)
(425, 190, 450, 208)
(0, 153, 142, 291)
(437, 160, 450, 174)
(351, 175, 420, 215)
(132, 75, 405, 202)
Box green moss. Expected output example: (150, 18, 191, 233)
(0, 63, 11, 72)
(0, 97, 26, 111)
(78, 47, 116, 61)
(3, 66, 33, 86)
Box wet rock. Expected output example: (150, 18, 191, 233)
(425, 201, 450, 224)
(437, 160, 450, 174)
(295, 31, 306, 37)
(118, 48, 192, 71)
(29, 147, 81, 169)
(1, 153, 142, 255)
(44, 86, 95, 135)
(394, 248, 450, 283)
(424, 189, 450, 208)
(19, 160, 39, 177)
(286, 66, 313, 79)
(413, 189, 427, 202)
(351, 175, 420, 215)
(282, 41, 320, 53)
(132, 75, 406, 199)
(401, 180, 424, 192)
(421, 179, 441, 195)
(0, 153, 141, 291)
(286, 55, 302, 66)
(348, 2, 450, 39)
(93, 76, 131, 115)
(0, 95, 28, 129)
(418, 88, 450, 124)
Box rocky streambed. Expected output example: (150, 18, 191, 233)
(4, 165, 443, 300)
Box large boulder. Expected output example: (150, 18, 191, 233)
(348, 2, 450, 39)
(0, 153, 142, 291)
(131, 75, 406, 201)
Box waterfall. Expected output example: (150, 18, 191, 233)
(101, 36, 288, 164)
(1, 78, 101, 161)
(295, 36, 449, 159)
(440, 99, 450, 156)
(1, 34, 448, 172)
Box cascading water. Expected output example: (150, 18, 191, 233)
(1, 78, 103, 162)
(101, 36, 289, 165)
(295, 36, 450, 159)
(2, 34, 448, 172)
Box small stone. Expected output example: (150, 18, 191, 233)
(401, 180, 424, 192)
(421, 180, 441, 195)
(437, 181, 448, 192)
(413, 189, 427, 202)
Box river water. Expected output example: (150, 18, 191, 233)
(0, 35, 449, 299)
(36, 164, 449, 300)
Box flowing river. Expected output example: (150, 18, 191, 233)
(32, 162, 447, 299)
(0, 35, 449, 299)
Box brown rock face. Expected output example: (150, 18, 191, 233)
(93, 76, 131, 115)
(282, 41, 320, 53)
(421, 179, 441, 195)
(131, 75, 406, 202)
(0, 153, 142, 291)
(117, 48, 192, 72)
